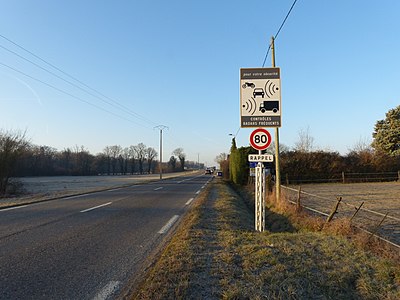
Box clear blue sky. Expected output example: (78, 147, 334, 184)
(1, 1, 399, 166)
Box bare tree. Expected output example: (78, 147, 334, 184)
(173, 148, 186, 171)
(133, 143, 147, 174)
(39, 145, 57, 174)
(265, 142, 289, 155)
(118, 154, 125, 175)
(74, 145, 93, 175)
(350, 136, 373, 154)
(146, 147, 158, 174)
(109, 145, 122, 175)
(122, 147, 130, 175)
(61, 148, 72, 174)
(168, 155, 177, 172)
(128, 145, 136, 174)
(294, 126, 314, 153)
(215, 153, 228, 165)
(0, 130, 29, 195)
(103, 146, 112, 175)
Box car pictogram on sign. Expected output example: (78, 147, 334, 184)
(253, 88, 265, 98)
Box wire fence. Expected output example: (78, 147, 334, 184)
(284, 171, 400, 185)
(281, 184, 400, 250)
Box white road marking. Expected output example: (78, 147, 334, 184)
(0, 205, 28, 212)
(195, 190, 201, 194)
(185, 198, 194, 206)
(62, 194, 88, 200)
(92, 280, 120, 300)
(158, 215, 179, 234)
(80, 202, 112, 213)
(107, 187, 123, 192)
(154, 187, 163, 191)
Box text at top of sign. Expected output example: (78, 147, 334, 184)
(240, 68, 280, 79)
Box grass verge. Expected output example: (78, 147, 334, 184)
(131, 180, 400, 299)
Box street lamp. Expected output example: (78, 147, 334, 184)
(155, 125, 168, 179)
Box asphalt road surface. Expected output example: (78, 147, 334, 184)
(0, 173, 212, 299)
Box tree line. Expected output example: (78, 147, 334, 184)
(10, 142, 159, 177)
(0, 129, 195, 196)
(222, 105, 400, 185)
(226, 140, 400, 186)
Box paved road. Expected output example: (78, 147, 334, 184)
(0, 173, 212, 299)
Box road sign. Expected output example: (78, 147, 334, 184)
(249, 128, 272, 151)
(248, 154, 274, 162)
(240, 67, 281, 128)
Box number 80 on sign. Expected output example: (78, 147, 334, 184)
(249, 128, 272, 151)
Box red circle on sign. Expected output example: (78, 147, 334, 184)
(250, 128, 272, 151)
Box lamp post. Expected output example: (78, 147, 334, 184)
(154, 125, 168, 179)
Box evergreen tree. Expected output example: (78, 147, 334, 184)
(372, 105, 400, 156)
(229, 138, 238, 183)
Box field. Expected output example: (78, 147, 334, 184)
(0, 172, 193, 208)
(283, 182, 400, 246)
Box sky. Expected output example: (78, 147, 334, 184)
(1, 1, 399, 166)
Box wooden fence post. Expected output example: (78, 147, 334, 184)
(342, 172, 345, 184)
(326, 197, 342, 223)
(368, 212, 389, 241)
(350, 202, 364, 222)
(296, 186, 302, 212)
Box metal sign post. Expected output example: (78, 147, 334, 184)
(255, 161, 265, 232)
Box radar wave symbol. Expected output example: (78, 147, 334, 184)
(265, 80, 279, 98)
(243, 97, 257, 115)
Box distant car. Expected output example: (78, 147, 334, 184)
(205, 169, 212, 175)
(253, 88, 265, 98)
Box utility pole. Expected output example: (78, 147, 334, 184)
(155, 125, 168, 179)
(271, 36, 281, 202)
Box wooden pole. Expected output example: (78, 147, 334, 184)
(271, 36, 281, 203)
(296, 186, 302, 212)
(350, 201, 364, 222)
(368, 212, 389, 241)
(326, 197, 342, 223)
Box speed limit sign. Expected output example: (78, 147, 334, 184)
(249, 128, 272, 151)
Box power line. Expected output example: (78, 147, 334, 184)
(262, 0, 299, 67)
(0, 61, 153, 129)
(0, 34, 158, 127)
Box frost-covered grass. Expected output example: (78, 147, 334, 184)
(133, 181, 400, 299)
